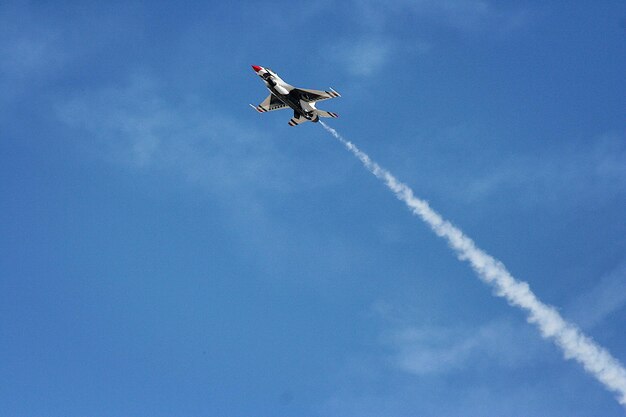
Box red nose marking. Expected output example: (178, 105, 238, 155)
(251, 65, 262, 72)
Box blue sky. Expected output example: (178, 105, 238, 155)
(1, 1, 625, 416)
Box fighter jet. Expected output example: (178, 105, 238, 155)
(249, 65, 340, 126)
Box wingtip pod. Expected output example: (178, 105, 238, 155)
(329, 87, 341, 97)
(249, 104, 263, 113)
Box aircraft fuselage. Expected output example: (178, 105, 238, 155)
(259, 69, 319, 121)
(251, 65, 340, 126)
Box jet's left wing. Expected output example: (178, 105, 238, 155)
(295, 87, 341, 103)
(250, 94, 288, 113)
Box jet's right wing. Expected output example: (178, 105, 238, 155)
(250, 94, 288, 113)
(295, 87, 341, 103)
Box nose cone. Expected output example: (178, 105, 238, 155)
(251, 65, 262, 72)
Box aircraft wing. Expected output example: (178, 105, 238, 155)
(295, 88, 341, 103)
(251, 94, 288, 112)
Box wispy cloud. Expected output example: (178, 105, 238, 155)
(404, 0, 528, 33)
(392, 129, 626, 208)
(323, 0, 527, 79)
(0, 4, 61, 75)
(55, 75, 365, 281)
(328, 38, 395, 77)
(56, 74, 296, 191)
(383, 319, 543, 375)
(462, 133, 626, 205)
(567, 261, 626, 329)
(0, 6, 65, 108)
(328, 37, 431, 78)
(358, 0, 529, 34)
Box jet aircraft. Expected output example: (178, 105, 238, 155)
(250, 65, 340, 126)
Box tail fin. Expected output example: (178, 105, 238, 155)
(316, 110, 339, 118)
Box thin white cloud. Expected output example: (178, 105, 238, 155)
(56, 75, 366, 281)
(384, 319, 543, 375)
(0, 7, 65, 107)
(462, 133, 626, 205)
(358, 0, 529, 33)
(0, 5, 61, 75)
(324, 0, 526, 78)
(567, 261, 626, 329)
(329, 38, 395, 77)
(56, 74, 295, 191)
(326, 36, 431, 78)
(408, 0, 528, 32)
(392, 129, 626, 207)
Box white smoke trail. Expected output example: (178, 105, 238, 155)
(320, 121, 626, 408)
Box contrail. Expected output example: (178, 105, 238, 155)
(319, 121, 626, 408)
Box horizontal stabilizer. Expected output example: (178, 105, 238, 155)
(317, 110, 339, 118)
(288, 116, 308, 127)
